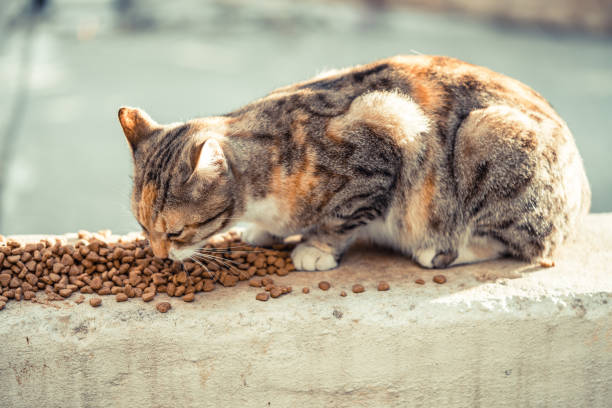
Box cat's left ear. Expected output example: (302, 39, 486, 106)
(191, 138, 228, 176)
(118, 107, 159, 152)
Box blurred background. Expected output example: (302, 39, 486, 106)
(0, 0, 611, 235)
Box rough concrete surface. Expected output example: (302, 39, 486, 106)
(1, 214, 611, 407)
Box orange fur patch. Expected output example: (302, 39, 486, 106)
(139, 183, 158, 229)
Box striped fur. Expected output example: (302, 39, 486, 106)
(119, 55, 590, 269)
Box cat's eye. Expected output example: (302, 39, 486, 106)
(167, 229, 184, 239)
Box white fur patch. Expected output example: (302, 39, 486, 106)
(169, 241, 206, 262)
(291, 243, 337, 271)
(344, 91, 429, 146)
(242, 196, 291, 237)
(238, 223, 279, 246)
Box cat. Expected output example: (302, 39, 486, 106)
(118, 55, 590, 270)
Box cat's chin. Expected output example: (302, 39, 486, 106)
(169, 242, 207, 262)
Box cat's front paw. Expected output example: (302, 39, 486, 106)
(237, 224, 278, 247)
(291, 243, 338, 271)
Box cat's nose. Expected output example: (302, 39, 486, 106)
(149, 238, 170, 259)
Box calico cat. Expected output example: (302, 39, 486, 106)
(118, 55, 590, 270)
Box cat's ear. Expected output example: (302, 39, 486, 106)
(118, 107, 159, 152)
(190, 138, 228, 175)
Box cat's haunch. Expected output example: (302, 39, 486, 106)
(119, 55, 590, 270)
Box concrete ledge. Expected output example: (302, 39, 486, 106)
(1, 214, 611, 407)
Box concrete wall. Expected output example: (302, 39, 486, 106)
(1, 214, 611, 407)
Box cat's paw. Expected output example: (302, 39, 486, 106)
(413, 247, 458, 269)
(291, 243, 338, 271)
(237, 224, 278, 247)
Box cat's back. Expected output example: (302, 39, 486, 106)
(256, 55, 561, 128)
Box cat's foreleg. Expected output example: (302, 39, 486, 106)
(235, 222, 281, 247)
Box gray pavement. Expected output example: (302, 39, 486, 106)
(1, 0, 611, 234)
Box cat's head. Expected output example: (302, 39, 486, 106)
(118, 107, 237, 261)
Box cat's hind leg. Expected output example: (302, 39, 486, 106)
(413, 235, 506, 268)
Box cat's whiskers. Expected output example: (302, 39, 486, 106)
(189, 255, 216, 281)
(194, 254, 240, 276)
(195, 250, 243, 267)
(193, 251, 242, 272)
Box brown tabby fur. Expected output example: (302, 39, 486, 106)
(119, 55, 590, 270)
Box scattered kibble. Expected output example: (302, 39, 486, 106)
(256, 292, 269, 301)
(539, 259, 555, 268)
(377, 281, 390, 291)
(142, 291, 155, 302)
(415, 278, 425, 285)
(115, 293, 128, 302)
(318, 281, 331, 291)
(89, 297, 102, 307)
(156, 302, 171, 313)
(182, 293, 194, 302)
(433, 275, 447, 284)
(352, 284, 365, 293)
(340, 291, 347, 297)
(302, 287, 310, 294)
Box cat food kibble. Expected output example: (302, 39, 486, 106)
(340, 291, 347, 297)
(156, 302, 171, 313)
(302, 287, 310, 294)
(89, 297, 102, 307)
(377, 281, 390, 291)
(539, 259, 555, 268)
(318, 281, 331, 291)
(433, 275, 447, 284)
(0, 231, 300, 309)
(352, 284, 365, 293)
(256, 292, 269, 301)
(415, 278, 425, 285)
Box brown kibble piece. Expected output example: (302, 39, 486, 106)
(202, 280, 215, 292)
(415, 278, 425, 285)
(539, 259, 555, 268)
(433, 275, 447, 284)
(142, 292, 155, 302)
(269, 287, 283, 298)
(89, 298, 102, 307)
(318, 281, 330, 291)
(90, 277, 102, 290)
(377, 281, 390, 291)
(0, 273, 11, 287)
(256, 292, 269, 301)
(156, 302, 171, 313)
(249, 279, 261, 287)
(352, 284, 365, 293)
(182, 293, 194, 302)
(59, 288, 73, 298)
(302, 287, 310, 294)
(115, 293, 128, 302)
(340, 291, 347, 297)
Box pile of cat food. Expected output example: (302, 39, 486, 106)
(0, 230, 296, 311)
(0, 230, 445, 312)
